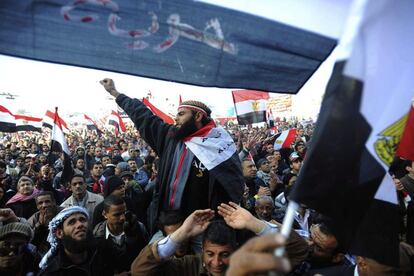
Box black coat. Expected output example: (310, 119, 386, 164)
(116, 94, 244, 234)
(6, 198, 37, 219)
(37, 243, 114, 276)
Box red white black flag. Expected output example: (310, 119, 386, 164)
(43, 110, 69, 133)
(50, 108, 73, 184)
(108, 110, 126, 134)
(290, 0, 413, 266)
(0, 105, 17, 132)
(84, 114, 103, 136)
(232, 90, 269, 125)
(142, 98, 175, 125)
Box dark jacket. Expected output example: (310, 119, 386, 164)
(6, 198, 37, 219)
(116, 94, 244, 234)
(131, 240, 208, 276)
(93, 220, 149, 273)
(37, 243, 114, 276)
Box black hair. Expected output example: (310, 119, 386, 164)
(294, 142, 305, 151)
(145, 155, 155, 165)
(0, 160, 6, 169)
(190, 110, 212, 126)
(389, 157, 413, 178)
(158, 210, 185, 236)
(35, 191, 56, 203)
(312, 215, 346, 254)
(202, 220, 237, 249)
(283, 172, 297, 187)
(70, 173, 85, 182)
(103, 194, 125, 212)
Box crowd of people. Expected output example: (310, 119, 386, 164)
(0, 78, 412, 275)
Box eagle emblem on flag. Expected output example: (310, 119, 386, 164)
(374, 114, 408, 166)
(251, 100, 260, 112)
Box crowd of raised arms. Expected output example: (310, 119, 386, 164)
(0, 78, 412, 276)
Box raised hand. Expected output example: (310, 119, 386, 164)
(170, 209, 215, 243)
(218, 202, 253, 230)
(99, 78, 120, 98)
(0, 208, 19, 223)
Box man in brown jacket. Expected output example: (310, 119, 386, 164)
(131, 203, 308, 275)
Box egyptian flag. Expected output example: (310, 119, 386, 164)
(43, 110, 69, 133)
(273, 129, 296, 150)
(108, 110, 126, 134)
(84, 114, 103, 136)
(183, 120, 244, 204)
(142, 98, 175, 125)
(290, 0, 414, 266)
(0, 105, 16, 132)
(15, 114, 42, 132)
(50, 108, 73, 184)
(396, 100, 414, 161)
(232, 90, 269, 125)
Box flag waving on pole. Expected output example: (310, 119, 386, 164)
(50, 107, 73, 185)
(43, 110, 69, 133)
(108, 110, 126, 134)
(232, 90, 269, 125)
(84, 114, 103, 136)
(142, 98, 175, 125)
(396, 99, 414, 161)
(0, 105, 17, 132)
(290, 0, 414, 266)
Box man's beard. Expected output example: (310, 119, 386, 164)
(172, 116, 198, 140)
(61, 230, 93, 254)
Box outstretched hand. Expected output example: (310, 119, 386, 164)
(100, 78, 120, 98)
(218, 202, 253, 230)
(171, 209, 215, 243)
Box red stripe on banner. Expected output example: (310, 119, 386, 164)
(169, 147, 188, 208)
(183, 120, 215, 141)
(0, 105, 14, 115)
(282, 129, 297, 148)
(142, 98, 175, 125)
(111, 110, 126, 132)
(232, 90, 269, 103)
(14, 114, 42, 122)
(46, 110, 69, 130)
(396, 103, 414, 161)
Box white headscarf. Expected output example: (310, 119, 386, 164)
(39, 206, 89, 269)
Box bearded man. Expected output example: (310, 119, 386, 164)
(100, 78, 243, 234)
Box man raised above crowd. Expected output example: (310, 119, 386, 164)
(100, 78, 244, 233)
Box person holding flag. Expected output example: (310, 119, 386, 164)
(100, 78, 244, 237)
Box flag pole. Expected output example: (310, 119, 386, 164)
(268, 200, 299, 276)
(47, 107, 58, 166)
(274, 200, 299, 256)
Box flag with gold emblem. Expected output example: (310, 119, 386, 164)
(232, 90, 269, 125)
(290, 0, 414, 266)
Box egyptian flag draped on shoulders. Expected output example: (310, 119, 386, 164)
(183, 121, 243, 206)
(290, 0, 414, 266)
(166, 102, 243, 210)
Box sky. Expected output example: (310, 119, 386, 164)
(0, 0, 351, 122)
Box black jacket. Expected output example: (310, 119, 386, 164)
(116, 94, 244, 234)
(37, 244, 114, 276)
(93, 220, 149, 273)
